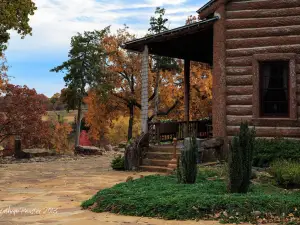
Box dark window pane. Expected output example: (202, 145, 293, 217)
(260, 61, 289, 117)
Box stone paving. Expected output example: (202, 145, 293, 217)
(0, 154, 238, 225)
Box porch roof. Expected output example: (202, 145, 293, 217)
(123, 17, 218, 64)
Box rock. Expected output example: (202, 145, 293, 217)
(201, 137, 224, 149)
(113, 146, 119, 151)
(22, 149, 56, 158)
(104, 145, 113, 152)
(118, 142, 127, 148)
(75, 146, 103, 155)
(125, 133, 149, 171)
(251, 170, 258, 180)
(200, 137, 224, 161)
(252, 211, 261, 217)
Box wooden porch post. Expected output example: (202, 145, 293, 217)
(184, 59, 190, 137)
(141, 45, 149, 134)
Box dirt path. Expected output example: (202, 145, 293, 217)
(0, 155, 234, 225)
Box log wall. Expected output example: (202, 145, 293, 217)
(225, 0, 300, 139)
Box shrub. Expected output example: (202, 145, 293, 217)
(270, 160, 300, 188)
(111, 155, 125, 170)
(177, 137, 198, 184)
(254, 138, 300, 167)
(228, 122, 255, 193)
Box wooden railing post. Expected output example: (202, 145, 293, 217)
(173, 138, 177, 159)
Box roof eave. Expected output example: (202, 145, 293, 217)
(123, 17, 219, 52)
(196, 0, 216, 14)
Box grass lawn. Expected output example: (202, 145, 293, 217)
(82, 168, 300, 224)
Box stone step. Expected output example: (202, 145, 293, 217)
(148, 145, 182, 153)
(145, 152, 180, 160)
(139, 165, 174, 173)
(143, 159, 173, 167)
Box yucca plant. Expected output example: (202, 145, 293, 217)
(228, 122, 255, 193)
(177, 137, 198, 184)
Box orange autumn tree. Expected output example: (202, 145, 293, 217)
(102, 27, 155, 140)
(50, 121, 72, 154)
(158, 61, 212, 121)
(102, 26, 181, 140)
(84, 90, 120, 143)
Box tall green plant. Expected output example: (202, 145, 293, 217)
(177, 137, 198, 184)
(228, 122, 255, 193)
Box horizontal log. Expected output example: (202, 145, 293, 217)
(296, 55, 300, 64)
(227, 55, 300, 67)
(227, 7, 300, 19)
(226, 25, 300, 39)
(297, 96, 300, 105)
(226, 16, 300, 30)
(226, 95, 253, 105)
(226, 105, 252, 116)
(227, 86, 253, 95)
(226, 44, 300, 57)
(227, 115, 252, 126)
(227, 126, 300, 138)
(226, 75, 253, 86)
(226, 57, 252, 67)
(227, 36, 300, 50)
(297, 85, 300, 93)
(228, 136, 300, 142)
(226, 66, 252, 75)
(297, 64, 300, 74)
(227, 0, 300, 11)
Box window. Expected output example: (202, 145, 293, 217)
(252, 53, 297, 122)
(259, 61, 289, 117)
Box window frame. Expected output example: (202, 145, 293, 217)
(252, 53, 297, 121)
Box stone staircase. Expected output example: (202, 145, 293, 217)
(139, 144, 182, 173)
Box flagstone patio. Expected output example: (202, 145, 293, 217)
(0, 154, 239, 225)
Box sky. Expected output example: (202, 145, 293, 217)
(5, 0, 207, 97)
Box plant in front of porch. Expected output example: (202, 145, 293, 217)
(177, 137, 198, 184)
(228, 122, 255, 193)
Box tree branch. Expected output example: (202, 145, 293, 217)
(148, 100, 179, 122)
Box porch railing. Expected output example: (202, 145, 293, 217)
(148, 120, 212, 144)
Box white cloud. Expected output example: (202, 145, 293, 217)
(8, 0, 199, 51)
(6, 0, 204, 96)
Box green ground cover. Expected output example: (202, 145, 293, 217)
(82, 168, 300, 224)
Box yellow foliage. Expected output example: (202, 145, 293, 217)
(107, 116, 140, 145)
(50, 121, 72, 154)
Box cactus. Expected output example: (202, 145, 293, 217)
(228, 122, 255, 193)
(177, 137, 198, 184)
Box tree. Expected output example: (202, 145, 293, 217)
(0, 54, 8, 93)
(0, 0, 37, 54)
(148, 7, 180, 119)
(84, 90, 120, 144)
(0, 84, 49, 148)
(50, 28, 110, 147)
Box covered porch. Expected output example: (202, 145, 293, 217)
(123, 17, 220, 143)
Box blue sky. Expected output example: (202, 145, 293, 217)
(6, 0, 207, 97)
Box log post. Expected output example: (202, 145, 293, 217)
(141, 45, 149, 134)
(14, 137, 22, 159)
(184, 59, 190, 137)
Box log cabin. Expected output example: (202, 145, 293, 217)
(124, 0, 300, 146)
